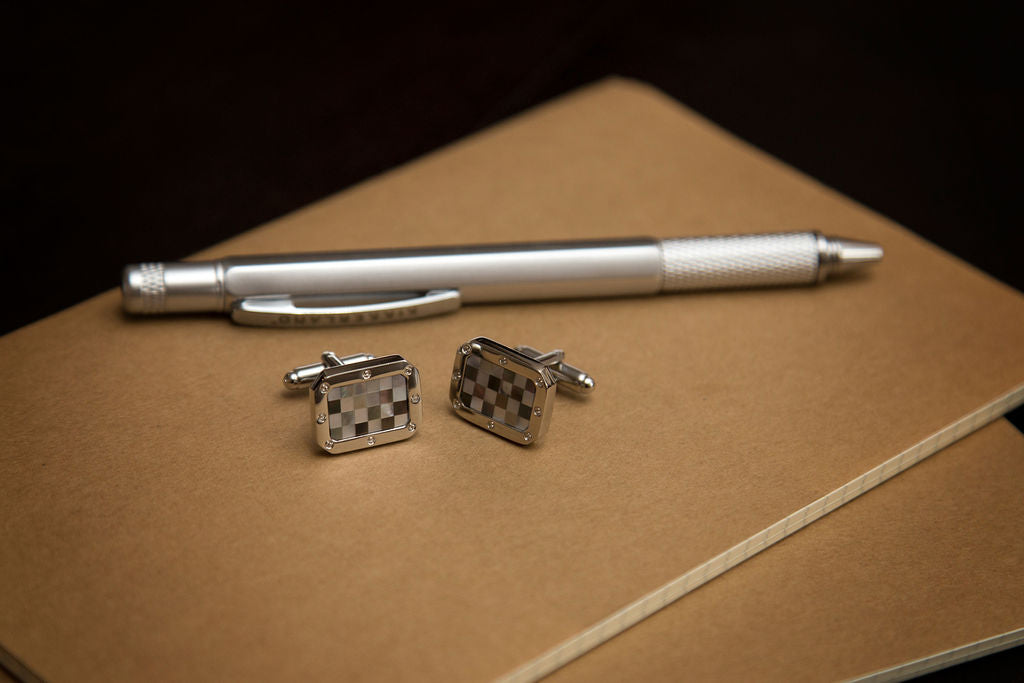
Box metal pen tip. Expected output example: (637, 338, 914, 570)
(819, 236, 884, 279)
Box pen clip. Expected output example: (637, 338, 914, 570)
(230, 289, 461, 327)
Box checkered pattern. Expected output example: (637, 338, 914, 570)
(459, 354, 536, 431)
(327, 375, 409, 441)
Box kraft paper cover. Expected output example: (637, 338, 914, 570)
(551, 418, 1024, 682)
(1, 79, 1022, 680)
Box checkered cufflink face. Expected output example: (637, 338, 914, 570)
(450, 338, 554, 445)
(459, 354, 537, 432)
(327, 374, 410, 440)
(312, 355, 421, 454)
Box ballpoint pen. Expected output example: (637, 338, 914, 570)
(122, 232, 883, 326)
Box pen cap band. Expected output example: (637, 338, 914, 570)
(122, 262, 223, 313)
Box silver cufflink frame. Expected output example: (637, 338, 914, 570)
(449, 337, 594, 445)
(284, 351, 422, 454)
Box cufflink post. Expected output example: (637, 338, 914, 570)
(515, 346, 595, 394)
(283, 352, 375, 389)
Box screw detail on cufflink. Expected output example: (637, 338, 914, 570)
(284, 351, 422, 454)
(449, 337, 595, 445)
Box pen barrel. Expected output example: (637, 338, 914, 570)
(224, 240, 664, 305)
(122, 233, 852, 315)
(122, 240, 666, 313)
(658, 232, 822, 291)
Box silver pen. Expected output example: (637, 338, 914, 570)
(122, 232, 882, 326)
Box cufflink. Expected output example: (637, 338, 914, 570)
(449, 337, 595, 445)
(284, 351, 422, 454)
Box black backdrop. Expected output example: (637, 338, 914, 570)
(6, 3, 1022, 679)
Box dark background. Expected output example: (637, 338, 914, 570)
(5, 2, 1022, 679)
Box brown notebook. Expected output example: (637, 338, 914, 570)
(549, 418, 1024, 682)
(1, 79, 1022, 681)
